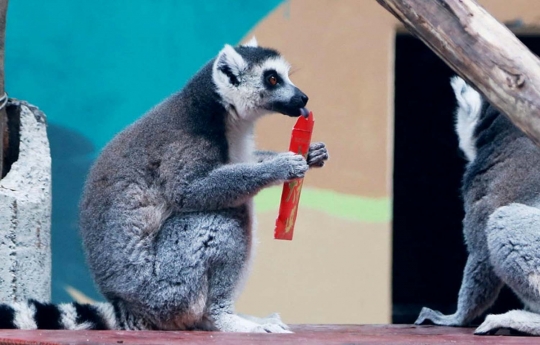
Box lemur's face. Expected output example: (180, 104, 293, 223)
(212, 38, 309, 121)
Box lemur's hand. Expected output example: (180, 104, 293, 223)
(271, 152, 309, 180)
(307, 142, 329, 168)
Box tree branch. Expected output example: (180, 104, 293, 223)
(376, 0, 540, 146)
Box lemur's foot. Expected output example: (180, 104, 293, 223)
(414, 307, 465, 327)
(475, 311, 540, 336)
(213, 313, 291, 333)
(475, 314, 513, 335)
(238, 312, 291, 333)
(307, 142, 329, 168)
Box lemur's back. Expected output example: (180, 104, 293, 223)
(80, 62, 227, 240)
(462, 101, 540, 215)
(79, 62, 233, 328)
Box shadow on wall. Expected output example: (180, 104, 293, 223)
(47, 124, 103, 302)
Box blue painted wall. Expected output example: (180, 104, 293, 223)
(5, 0, 282, 302)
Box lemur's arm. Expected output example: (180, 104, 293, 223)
(254, 150, 278, 163)
(167, 152, 308, 212)
(255, 142, 328, 167)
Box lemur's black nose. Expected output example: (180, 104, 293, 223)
(301, 94, 309, 106)
(294, 88, 308, 106)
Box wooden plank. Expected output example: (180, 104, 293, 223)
(0, 325, 535, 345)
(375, 0, 540, 147)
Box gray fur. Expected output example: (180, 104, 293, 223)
(77, 41, 328, 332)
(415, 77, 540, 336)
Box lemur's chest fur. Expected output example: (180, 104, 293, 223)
(225, 119, 255, 164)
(224, 117, 257, 298)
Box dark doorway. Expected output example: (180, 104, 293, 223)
(392, 34, 540, 324)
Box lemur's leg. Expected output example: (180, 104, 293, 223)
(141, 211, 290, 332)
(203, 213, 290, 333)
(474, 203, 540, 335)
(254, 142, 328, 167)
(126, 215, 217, 330)
(415, 254, 503, 326)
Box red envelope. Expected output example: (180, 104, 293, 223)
(274, 111, 314, 240)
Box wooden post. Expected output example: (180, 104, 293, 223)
(0, 0, 7, 178)
(0, 0, 51, 302)
(375, 0, 540, 147)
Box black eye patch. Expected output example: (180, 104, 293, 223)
(263, 69, 283, 89)
(218, 64, 240, 86)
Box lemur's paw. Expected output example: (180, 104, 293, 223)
(213, 314, 268, 333)
(262, 322, 293, 333)
(238, 312, 291, 332)
(307, 142, 329, 168)
(475, 314, 507, 335)
(414, 307, 464, 327)
(262, 312, 289, 330)
(475, 311, 540, 336)
(273, 152, 308, 180)
(261, 313, 292, 333)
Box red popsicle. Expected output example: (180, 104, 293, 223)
(274, 111, 314, 240)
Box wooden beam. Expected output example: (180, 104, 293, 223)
(376, 0, 540, 146)
(0, 0, 7, 178)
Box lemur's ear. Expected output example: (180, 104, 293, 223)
(214, 44, 247, 86)
(242, 36, 258, 48)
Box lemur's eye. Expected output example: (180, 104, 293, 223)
(267, 74, 278, 86)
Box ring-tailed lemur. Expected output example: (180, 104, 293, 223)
(0, 37, 329, 332)
(415, 76, 540, 336)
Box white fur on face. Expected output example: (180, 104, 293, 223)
(257, 57, 293, 86)
(212, 45, 294, 122)
(451, 76, 483, 162)
(255, 57, 296, 110)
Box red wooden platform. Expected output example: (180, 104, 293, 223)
(0, 325, 535, 345)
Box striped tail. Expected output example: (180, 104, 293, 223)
(0, 299, 117, 330)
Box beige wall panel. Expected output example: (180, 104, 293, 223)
(236, 209, 391, 324)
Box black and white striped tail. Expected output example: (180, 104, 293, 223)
(0, 299, 117, 330)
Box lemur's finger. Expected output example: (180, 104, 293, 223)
(307, 149, 329, 165)
(308, 148, 328, 158)
(309, 142, 325, 150)
(309, 161, 325, 168)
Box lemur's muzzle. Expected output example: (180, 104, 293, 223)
(274, 87, 310, 118)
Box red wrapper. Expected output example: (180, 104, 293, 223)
(274, 111, 314, 240)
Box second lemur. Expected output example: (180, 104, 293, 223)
(416, 76, 540, 336)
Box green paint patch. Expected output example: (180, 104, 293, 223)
(255, 187, 391, 223)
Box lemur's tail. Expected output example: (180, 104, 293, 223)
(0, 299, 117, 330)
